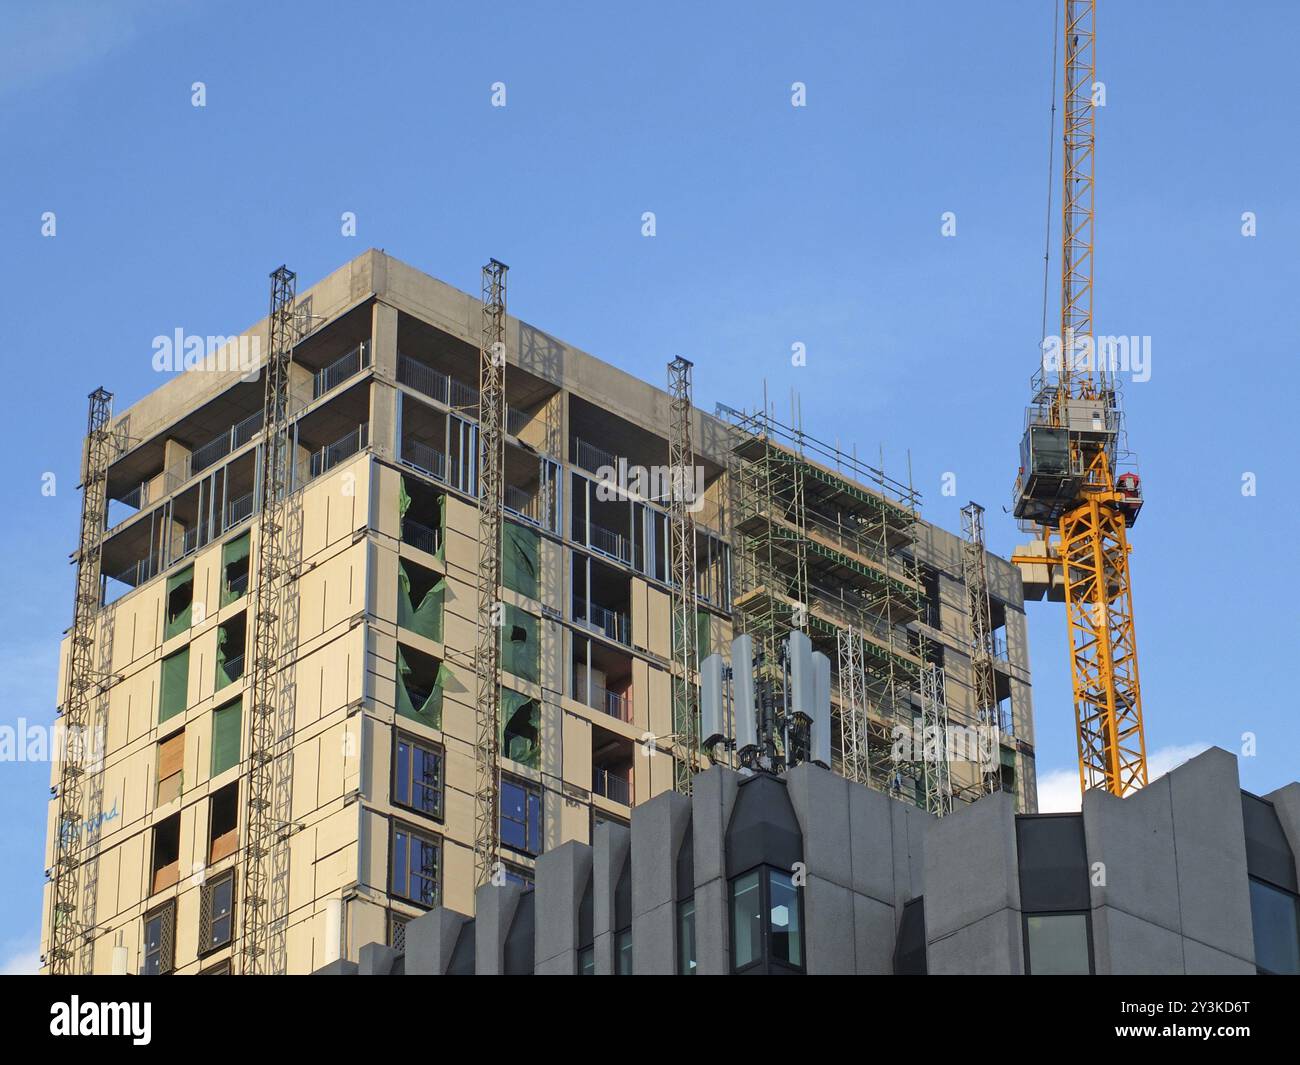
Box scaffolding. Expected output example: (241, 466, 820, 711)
(474, 259, 508, 889)
(240, 266, 302, 974)
(919, 663, 953, 816)
(668, 357, 700, 793)
(48, 387, 114, 975)
(719, 402, 928, 806)
(961, 501, 1001, 795)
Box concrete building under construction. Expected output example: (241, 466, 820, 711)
(41, 251, 1036, 975)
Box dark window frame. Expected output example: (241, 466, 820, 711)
(677, 897, 697, 975)
(393, 731, 445, 822)
(390, 820, 441, 909)
(1021, 910, 1095, 976)
(198, 869, 235, 957)
(143, 900, 176, 975)
(500, 775, 543, 857)
(1248, 875, 1300, 976)
(728, 864, 805, 974)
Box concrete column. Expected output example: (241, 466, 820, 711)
(592, 820, 630, 975)
(405, 907, 469, 975)
(473, 882, 522, 975)
(1265, 781, 1300, 886)
(369, 301, 399, 461)
(924, 791, 1023, 974)
(630, 789, 691, 974)
(1166, 748, 1255, 973)
(691, 766, 740, 975)
(785, 763, 859, 974)
(534, 841, 592, 975)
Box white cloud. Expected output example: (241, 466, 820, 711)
(1, 941, 39, 975)
(1036, 742, 1212, 812)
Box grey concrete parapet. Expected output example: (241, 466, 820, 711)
(534, 840, 592, 974)
(358, 942, 401, 975)
(592, 820, 630, 975)
(474, 881, 523, 976)
(405, 906, 470, 975)
(630, 789, 690, 974)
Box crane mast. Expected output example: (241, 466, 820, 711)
(1013, 0, 1148, 798)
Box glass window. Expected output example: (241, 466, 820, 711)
(1250, 878, 1300, 975)
(730, 870, 763, 969)
(392, 824, 440, 907)
(395, 734, 444, 819)
(769, 868, 803, 967)
(202, 872, 234, 952)
(578, 946, 595, 975)
(677, 898, 697, 975)
(500, 777, 542, 855)
(142, 903, 174, 975)
(503, 865, 535, 891)
(615, 929, 633, 975)
(1025, 913, 1091, 975)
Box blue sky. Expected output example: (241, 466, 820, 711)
(1, 0, 1296, 971)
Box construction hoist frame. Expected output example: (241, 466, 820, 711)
(961, 501, 1002, 796)
(835, 628, 868, 787)
(919, 663, 953, 816)
(668, 357, 700, 794)
(240, 266, 302, 974)
(48, 387, 114, 975)
(474, 259, 508, 888)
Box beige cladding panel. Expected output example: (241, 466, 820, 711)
(441, 838, 475, 915)
(300, 458, 369, 560)
(646, 585, 670, 658)
(373, 463, 404, 542)
(295, 540, 367, 645)
(563, 710, 593, 791)
(540, 537, 563, 609)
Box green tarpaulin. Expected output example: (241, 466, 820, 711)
(221, 533, 250, 606)
(500, 687, 540, 769)
(671, 609, 712, 659)
(399, 476, 412, 520)
(164, 566, 194, 639)
(398, 563, 445, 642)
(159, 647, 189, 723)
(211, 698, 242, 776)
(397, 648, 448, 731)
(215, 625, 242, 689)
(503, 523, 539, 599)
(501, 604, 539, 683)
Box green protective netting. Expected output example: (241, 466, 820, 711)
(215, 625, 241, 689)
(211, 698, 242, 776)
(399, 476, 412, 521)
(398, 562, 445, 642)
(164, 566, 194, 639)
(671, 609, 712, 659)
(435, 495, 446, 561)
(159, 647, 189, 723)
(221, 533, 250, 606)
(396, 648, 447, 731)
(503, 523, 539, 599)
(500, 686, 540, 768)
(500, 604, 539, 683)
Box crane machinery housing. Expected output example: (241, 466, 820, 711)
(1012, 0, 1148, 799)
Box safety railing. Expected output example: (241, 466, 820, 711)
(401, 517, 442, 556)
(575, 598, 631, 646)
(574, 437, 619, 475)
(401, 439, 448, 482)
(313, 340, 371, 399)
(587, 522, 632, 565)
(593, 767, 631, 805)
(308, 423, 368, 479)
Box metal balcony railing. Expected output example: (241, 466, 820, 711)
(593, 767, 631, 805)
(313, 341, 371, 399)
(574, 598, 630, 646)
(308, 424, 368, 479)
(401, 439, 448, 482)
(401, 517, 442, 556)
(397, 354, 451, 404)
(588, 522, 632, 564)
(224, 491, 254, 529)
(574, 437, 619, 475)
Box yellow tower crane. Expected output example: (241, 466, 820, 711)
(1012, 0, 1148, 798)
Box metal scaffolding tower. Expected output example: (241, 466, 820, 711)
(241, 266, 302, 974)
(836, 628, 868, 786)
(961, 501, 1001, 795)
(474, 259, 508, 888)
(668, 357, 701, 793)
(919, 663, 953, 816)
(48, 387, 113, 975)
